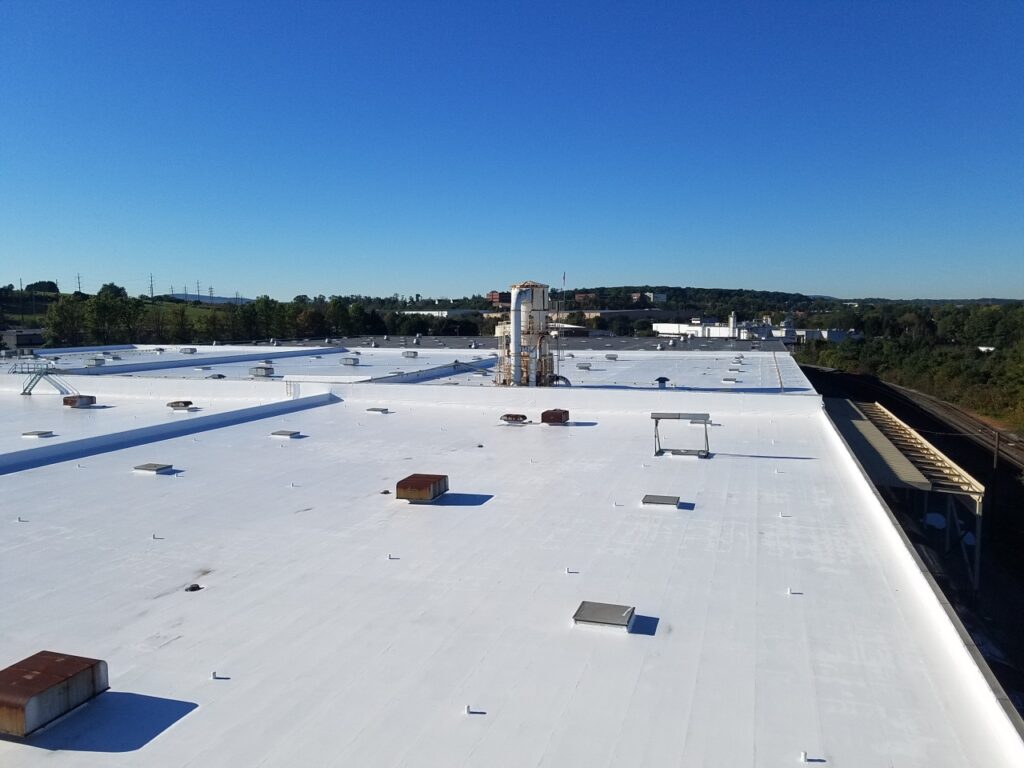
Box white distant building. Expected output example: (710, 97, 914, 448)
(654, 312, 860, 344)
(393, 308, 480, 318)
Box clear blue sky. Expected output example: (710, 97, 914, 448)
(1, 1, 1022, 301)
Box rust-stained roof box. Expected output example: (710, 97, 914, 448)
(572, 601, 635, 631)
(63, 395, 96, 408)
(0, 651, 109, 738)
(500, 413, 528, 424)
(396, 473, 449, 503)
(541, 409, 570, 425)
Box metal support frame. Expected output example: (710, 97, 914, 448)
(651, 412, 711, 458)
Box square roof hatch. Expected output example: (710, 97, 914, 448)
(134, 463, 174, 474)
(573, 601, 635, 630)
(642, 494, 680, 506)
(271, 430, 300, 438)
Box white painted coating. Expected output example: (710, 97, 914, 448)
(0, 345, 1021, 766)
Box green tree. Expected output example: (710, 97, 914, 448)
(170, 304, 193, 343)
(201, 308, 223, 342)
(295, 308, 327, 337)
(120, 298, 147, 341)
(86, 293, 122, 343)
(97, 282, 128, 300)
(145, 306, 168, 343)
(43, 295, 87, 346)
(26, 280, 59, 292)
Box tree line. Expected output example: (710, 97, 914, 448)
(29, 286, 489, 347)
(796, 303, 1024, 431)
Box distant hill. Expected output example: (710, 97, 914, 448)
(849, 297, 1020, 306)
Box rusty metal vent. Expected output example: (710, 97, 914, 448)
(134, 463, 174, 474)
(396, 473, 449, 503)
(63, 394, 96, 408)
(642, 494, 680, 506)
(541, 409, 569, 424)
(572, 601, 635, 630)
(0, 651, 109, 737)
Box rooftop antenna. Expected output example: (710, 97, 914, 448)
(76, 273, 82, 292)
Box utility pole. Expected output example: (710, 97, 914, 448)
(149, 273, 154, 299)
(196, 280, 201, 299)
(76, 273, 82, 292)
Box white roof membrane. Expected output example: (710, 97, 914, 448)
(0, 347, 1021, 766)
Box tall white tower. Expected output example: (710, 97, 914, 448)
(495, 280, 554, 386)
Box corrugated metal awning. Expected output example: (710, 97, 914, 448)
(825, 399, 931, 491)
